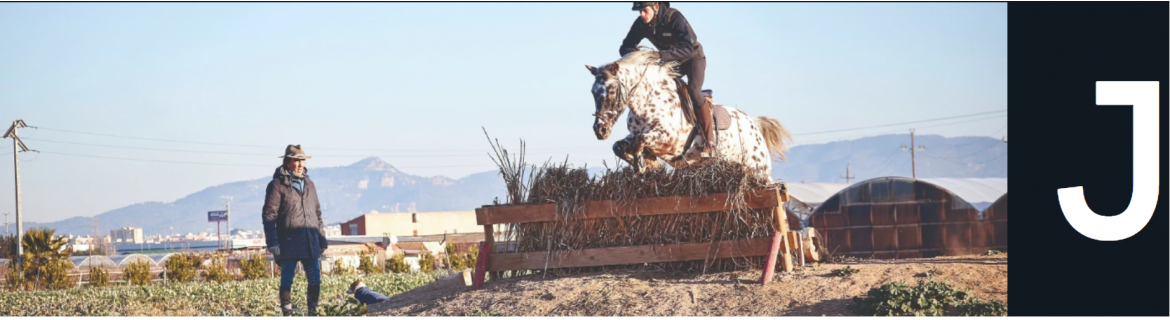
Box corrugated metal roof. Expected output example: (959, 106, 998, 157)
(919, 178, 1007, 204)
(786, 183, 851, 204)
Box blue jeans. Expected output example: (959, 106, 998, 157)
(279, 258, 321, 290)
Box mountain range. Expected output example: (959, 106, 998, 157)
(27, 133, 1006, 237)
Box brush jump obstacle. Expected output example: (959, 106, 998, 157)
(471, 183, 820, 288)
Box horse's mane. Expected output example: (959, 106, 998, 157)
(614, 47, 681, 79)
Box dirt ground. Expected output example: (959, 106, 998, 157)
(369, 254, 1007, 316)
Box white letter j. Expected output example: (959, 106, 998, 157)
(1058, 81, 1160, 241)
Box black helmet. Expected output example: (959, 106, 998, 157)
(632, 2, 667, 11)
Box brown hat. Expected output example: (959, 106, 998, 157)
(280, 144, 312, 160)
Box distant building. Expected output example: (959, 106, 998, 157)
(111, 227, 144, 244)
(323, 224, 342, 237)
(68, 236, 96, 252)
(340, 211, 482, 237)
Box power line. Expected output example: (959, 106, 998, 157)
(36, 126, 271, 148)
(35, 126, 599, 153)
(791, 110, 1005, 137)
(23, 137, 597, 158)
(37, 150, 499, 169)
(912, 114, 1006, 131)
(36, 111, 1004, 154)
(791, 114, 1005, 147)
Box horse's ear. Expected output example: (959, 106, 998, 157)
(585, 65, 597, 75)
(607, 64, 620, 73)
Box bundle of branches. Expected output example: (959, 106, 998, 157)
(483, 129, 780, 277)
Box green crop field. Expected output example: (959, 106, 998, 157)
(0, 271, 445, 316)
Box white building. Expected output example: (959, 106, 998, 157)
(111, 227, 143, 244)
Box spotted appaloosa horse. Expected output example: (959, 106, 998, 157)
(586, 50, 792, 179)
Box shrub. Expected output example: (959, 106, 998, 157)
(88, 266, 109, 288)
(125, 260, 153, 286)
(850, 279, 967, 316)
(332, 257, 353, 276)
(418, 251, 436, 273)
(831, 266, 860, 277)
(386, 253, 410, 274)
(239, 253, 270, 280)
(164, 253, 203, 283)
(956, 297, 1008, 316)
(358, 249, 381, 275)
(5, 260, 26, 291)
(203, 255, 231, 283)
(445, 243, 480, 270)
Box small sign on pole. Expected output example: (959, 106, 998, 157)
(208, 210, 228, 222)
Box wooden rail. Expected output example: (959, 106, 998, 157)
(472, 185, 792, 288)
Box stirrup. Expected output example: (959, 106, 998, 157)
(698, 139, 717, 158)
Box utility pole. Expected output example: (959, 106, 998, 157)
(840, 163, 855, 184)
(4, 120, 34, 271)
(901, 129, 926, 179)
(221, 196, 233, 251)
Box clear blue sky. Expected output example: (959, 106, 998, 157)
(0, 2, 1006, 223)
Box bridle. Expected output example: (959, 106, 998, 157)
(593, 62, 653, 127)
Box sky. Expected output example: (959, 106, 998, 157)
(0, 2, 1006, 223)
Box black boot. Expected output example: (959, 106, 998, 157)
(307, 284, 320, 316)
(697, 100, 717, 158)
(279, 288, 293, 316)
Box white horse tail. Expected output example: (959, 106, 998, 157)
(755, 116, 793, 161)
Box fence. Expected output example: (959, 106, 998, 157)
(470, 185, 801, 288)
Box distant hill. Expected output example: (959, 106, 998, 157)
(28, 158, 508, 237)
(30, 134, 1005, 237)
(771, 134, 1006, 183)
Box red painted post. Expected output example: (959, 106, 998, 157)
(472, 241, 490, 289)
(760, 231, 783, 285)
(472, 224, 494, 289)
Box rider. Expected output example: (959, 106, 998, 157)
(621, 1, 715, 157)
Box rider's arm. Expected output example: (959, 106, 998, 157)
(619, 18, 645, 57)
(657, 11, 696, 63)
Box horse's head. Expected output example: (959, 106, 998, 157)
(585, 63, 626, 140)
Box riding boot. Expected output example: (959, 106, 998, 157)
(279, 289, 293, 316)
(698, 101, 717, 157)
(307, 284, 321, 316)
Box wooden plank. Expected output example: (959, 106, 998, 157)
(774, 194, 793, 273)
(486, 238, 773, 272)
(476, 189, 780, 225)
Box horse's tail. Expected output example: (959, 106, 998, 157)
(755, 116, 793, 161)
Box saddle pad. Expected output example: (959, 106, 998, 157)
(713, 104, 732, 130)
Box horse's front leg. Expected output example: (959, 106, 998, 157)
(641, 149, 665, 171)
(612, 134, 646, 172)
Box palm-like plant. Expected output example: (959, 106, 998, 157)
(20, 228, 74, 290)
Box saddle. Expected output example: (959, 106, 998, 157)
(674, 79, 731, 131)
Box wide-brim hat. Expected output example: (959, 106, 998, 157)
(280, 144, 312, 160)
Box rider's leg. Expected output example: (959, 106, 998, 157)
(685, 57, 715, 156)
